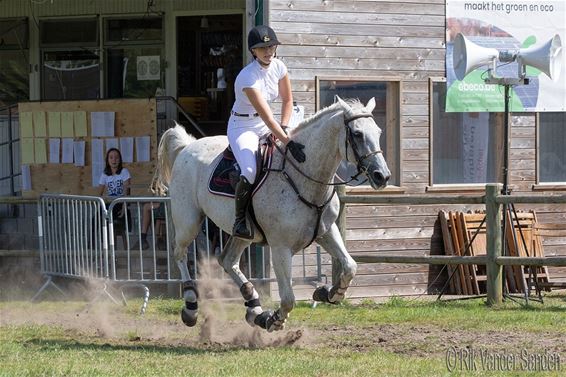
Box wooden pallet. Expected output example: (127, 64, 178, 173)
(438, 210, 553, 295)
(506, 211, 552, 293)
(458, 212, 487, 295)
(438, 211, 461, 295)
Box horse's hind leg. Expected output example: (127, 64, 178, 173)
(174, 214, 204, 327)
(314, 223, 357, 303)
(218, 236, 265, 327)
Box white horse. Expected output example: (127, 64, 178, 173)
(152, 97, 390, 332)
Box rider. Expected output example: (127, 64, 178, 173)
(229, 25, 306, 239)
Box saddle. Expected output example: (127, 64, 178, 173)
(208, 135, 275, 197)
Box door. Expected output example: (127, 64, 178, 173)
(177, 14, 243, 136)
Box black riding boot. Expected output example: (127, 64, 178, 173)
(233, 176, 254, 239)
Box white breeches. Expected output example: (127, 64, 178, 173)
(227, 116, 269, 184)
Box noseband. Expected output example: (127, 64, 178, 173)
(343, 113, 383, 181)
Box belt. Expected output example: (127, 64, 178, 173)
(231, 110, 259, 118)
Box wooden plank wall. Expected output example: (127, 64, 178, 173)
(268, 0, 566, 299)
(18, 99, 157, 198)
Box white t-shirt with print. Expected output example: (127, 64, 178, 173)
(232, 58, 287, 115)
(99, 168, 131, 197)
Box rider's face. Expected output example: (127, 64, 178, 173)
(252, 45, 277, 66)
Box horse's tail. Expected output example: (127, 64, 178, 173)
(151, 121, 196, 196)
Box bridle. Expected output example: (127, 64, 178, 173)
(342, 113, 384, 183)
(273, 112, 382, 186)
(268, 111, 383, 246)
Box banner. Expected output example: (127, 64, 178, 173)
(446, 0, 566, 112)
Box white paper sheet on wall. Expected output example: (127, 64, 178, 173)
(105, 138, 119, 152)
(288, 105, 305, 129)
(91, 112, 115, 137)
(91, 138, 104, 187)
(49, 138, 60, 163)
(135, 136, 150, 162)
(120, 137, 134, 163)
(74, 140, 85, 167)
(21, 165, 32, 191)
(61, 138, 74, 163)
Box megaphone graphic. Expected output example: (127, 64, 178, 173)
(453, 33, 499, 81)
(517, 34, 562, 81)
(452, 33, 563, 82)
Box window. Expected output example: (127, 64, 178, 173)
(40, 18, 98, 46)
(538, 112, 566, 183)
(0, 106, 21, 199)
(42, 50, 100, 100)
(105, 17, 164, 98)
(316, 77, 401, 186)
(431, 79, 503, 185)
(105, 17, 163, 44)
(0, 18, 29, 106)
(40, 18, 99, 100)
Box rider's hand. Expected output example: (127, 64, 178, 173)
(287, 140, 306, 163)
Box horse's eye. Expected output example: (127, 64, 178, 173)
(353, 131, 363, 138)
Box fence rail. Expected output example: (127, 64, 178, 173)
(340, 183, 566, 305)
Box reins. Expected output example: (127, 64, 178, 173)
(266, 111, 383, 246)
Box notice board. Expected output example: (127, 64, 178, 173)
(18, 98, 157, 197)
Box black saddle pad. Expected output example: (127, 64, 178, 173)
(209, 150, 240, 196)
(208, 139, 275, 198)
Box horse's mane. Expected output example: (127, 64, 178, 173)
(289, 99, 364, 136)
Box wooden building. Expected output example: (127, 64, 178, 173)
(1, 0, 565, 297)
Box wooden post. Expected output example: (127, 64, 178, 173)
(333, 185, 347, 284)
(486, 184, 503, 305)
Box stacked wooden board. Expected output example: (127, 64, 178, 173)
(439, 210, 551, 295)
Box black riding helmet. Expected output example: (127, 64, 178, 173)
(248, 25, 280, 51)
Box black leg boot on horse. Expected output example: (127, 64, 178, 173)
(232, 176, 254, 239)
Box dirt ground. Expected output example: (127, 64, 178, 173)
(1, 299, 565, 359)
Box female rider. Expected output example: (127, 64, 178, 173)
(228, 25, 306, 239)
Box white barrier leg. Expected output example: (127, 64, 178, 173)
(30, 276, 67, 303)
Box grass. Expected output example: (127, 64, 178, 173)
(291, 294, 566, 332)
(1, 293, 565, 377)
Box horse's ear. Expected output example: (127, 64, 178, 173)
(365, 97, 376, 113)
(335, 96, 352, 113)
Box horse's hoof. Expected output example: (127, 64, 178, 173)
(181, 308, 198, 327)
(265, 309, 285, 332)
(267, 320, 285, 332)
(245, 306, 263, 327)
(328, 286, 345, 303)
(253, 310, 273, 329)
(313, 285, 333, 303)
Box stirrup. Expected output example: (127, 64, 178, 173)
(233, 218, 253, 240)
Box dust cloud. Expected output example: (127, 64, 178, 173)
(195, 259, 303, 348)
(0, 260, 304, 349)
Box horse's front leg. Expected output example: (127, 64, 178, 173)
(256, 246, 294, 332)
(314, 223, 357, 303)
(218, 236, 264, 327)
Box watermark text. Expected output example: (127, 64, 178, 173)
(445, 346, 561, 372)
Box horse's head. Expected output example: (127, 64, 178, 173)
(336, 96, 391, 189)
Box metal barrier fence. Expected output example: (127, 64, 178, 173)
(34, 194, 323, 306)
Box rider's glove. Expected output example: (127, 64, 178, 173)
(287, 140, 306, 163)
